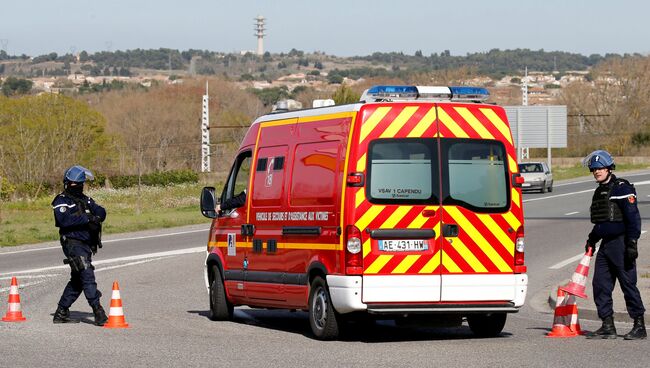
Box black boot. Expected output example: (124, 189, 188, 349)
(624, 316, 647, 340)
(53, 306, 80, 323)
(587, 315, 617, 339)
(92, 304, 108, 326)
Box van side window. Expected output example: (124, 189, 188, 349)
(256, 157, 268, 172)
(221, 150, 252, 209)
(290, 142, 339, 206)
(366, 139, 439, 204)
(441, 139, 509, 212)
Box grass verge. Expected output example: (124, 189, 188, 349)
(0, 183, 211, 247)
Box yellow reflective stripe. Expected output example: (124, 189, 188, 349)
(356, 153, 366, 172)
(362, 238, 372, 258)
(419, 250, 441, 273)
(455, 107, 495, 140)
(259, 118, 297, 128)
(297, 112, 355, 123)
(355, 205, 385, 232)
(477, 214, 514, 256)
(450, 238, 488, 272)
(446, 207, 512, 272)
(503, 211, 521, 232)
(360, 107, 391, 143)
(441, 250, 462, 273)
(437, 107, 469, 138)
(392, 255, 420, 274)
(480, 108, 513, 144)
(380, 206, 412, 229)
(508, 154, 517, 173)
(511, 188, 521, 209)
(407, 107, 436, 137)
(355, 188, 365, 208)
(380, 106, 418, 138)
(365, 254, 393, 274)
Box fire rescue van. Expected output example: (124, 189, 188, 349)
(200, 85, 527, 340)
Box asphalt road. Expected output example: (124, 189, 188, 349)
(1, 171, 649, 367)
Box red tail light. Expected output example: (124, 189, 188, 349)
(514, 226, 526, 273)
(345, 225, 363, 275)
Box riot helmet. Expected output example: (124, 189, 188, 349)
(63, 165, 94, 194)
(583, 150, 615, 171)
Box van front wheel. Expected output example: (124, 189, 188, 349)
(209, 265, 233, 321)
(308, 276, 340, 340)
(467, 313, 506, 337)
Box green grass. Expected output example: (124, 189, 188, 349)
(1, 163, 649, 247)
(552, 163, 650, 181)
(0, 183, 212, 247)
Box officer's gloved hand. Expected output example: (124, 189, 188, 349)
(87, 214, 101, 224)
(625, 238, 638, 267)
(584, 241, 595, 254)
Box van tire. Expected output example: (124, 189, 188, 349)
(467, 313, 506, 337)
(209, 265, 233, 321)
(308, 276, 340, 340)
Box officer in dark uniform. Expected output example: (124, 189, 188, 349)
(216, 190, 246, 213)
(584, 150, 646, 340)
(51, 165, 108, 326)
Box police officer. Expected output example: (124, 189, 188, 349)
(51, 165, 108, 326)
(584, 150, 646, 340)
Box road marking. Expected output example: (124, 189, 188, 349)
(564, 211, 579, 216)
(524, 179, 650, 203)
(549, 230, 647, 269)
(0, 228, 210, 256)
(0, 246, 205, 276)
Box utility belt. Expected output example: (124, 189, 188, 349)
(60, 237, 93, 273)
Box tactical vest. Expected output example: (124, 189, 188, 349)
(590, 179, 624, 223)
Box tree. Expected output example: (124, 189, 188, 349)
(314, 61, 324, 70)
(331, 84, 360, 105)
(79, 50, 89, 62)
(0, 94, 109, 197)
(1, 77, 33, 96)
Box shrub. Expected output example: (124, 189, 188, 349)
(105, 169, 199, 189)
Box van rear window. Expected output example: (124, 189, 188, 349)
(367, 138, 509, 212)
(367, 139, 438, 204)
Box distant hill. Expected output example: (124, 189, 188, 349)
(0, 48, 640, 80)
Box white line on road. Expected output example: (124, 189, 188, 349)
(524, 179, 650, 203)
(0, 246, 205, 276)
(549, 230, 648, 269)
(0, 228, 209, 256)
(564, 211, 579, 216)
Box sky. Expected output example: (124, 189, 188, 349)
(2, 0, 649, 57)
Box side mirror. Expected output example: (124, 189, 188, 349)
(200, 186, 218, 218)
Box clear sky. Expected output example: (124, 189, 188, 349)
(2, 0, 649, 57)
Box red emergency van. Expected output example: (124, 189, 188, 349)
(200, 85, 527, 340)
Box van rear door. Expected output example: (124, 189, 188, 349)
(436, 103, 522, 302)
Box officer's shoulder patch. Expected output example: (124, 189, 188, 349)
(59, 206, 67, 213)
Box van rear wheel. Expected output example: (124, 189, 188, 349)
(308, 276, 340, 340)
(467, 313, 506, 337)
(209, 265, 233, 321)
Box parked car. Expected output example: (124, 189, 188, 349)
(518, 162, 553, 193)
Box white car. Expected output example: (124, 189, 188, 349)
(518, 162, 553, 193)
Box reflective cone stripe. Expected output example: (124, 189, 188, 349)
(104, 281, 129, 329)
(2, 277, 27, 322)
(560, 251, 592, 299)
(547, 288, 579, 338)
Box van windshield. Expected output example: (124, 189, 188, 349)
(367, 138, 510, 212)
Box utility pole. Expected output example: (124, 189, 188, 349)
(201, 81, 210, 172)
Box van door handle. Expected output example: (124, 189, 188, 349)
(442, 224, 459, 237)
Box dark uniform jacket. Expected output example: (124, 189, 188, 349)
(52, 191, 106, 244)
(588, 175, 641, 244)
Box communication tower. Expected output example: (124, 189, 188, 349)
(254, 15, 266, 55)
(201, 81, 210, 172)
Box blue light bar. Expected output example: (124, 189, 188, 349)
(449, 86, 490, 102)
(366, 85, 419, 95)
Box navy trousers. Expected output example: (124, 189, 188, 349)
(58, 240, 102, 309)
(593, 235, 645, 319)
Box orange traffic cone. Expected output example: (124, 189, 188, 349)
(103, 281, 129, 329)
(560, 248, 593, 299)
(2, 277, 27, 322)
(547, 288, 582, 338)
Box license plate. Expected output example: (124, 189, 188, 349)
(378, 239, 428, 252)
(522, 183, 531, 187)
